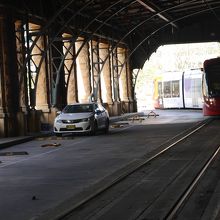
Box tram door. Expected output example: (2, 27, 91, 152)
(158, 82, 164, 108)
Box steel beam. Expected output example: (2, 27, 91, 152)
(94, 0, 198, 96)
(116, 3, 220, 91)
(136, 0, 178, 29)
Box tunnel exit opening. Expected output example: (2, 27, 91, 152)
(135, 42, 220, 113)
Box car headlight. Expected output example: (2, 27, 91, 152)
(89, 115, 95, 121)
(81, 118, 89, 122)
(56, 119, 63, 123)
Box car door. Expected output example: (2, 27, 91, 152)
(94, 104, 103, 128)
(98, 104, 107, 128)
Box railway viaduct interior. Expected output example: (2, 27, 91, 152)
(0, 0, 220, 137)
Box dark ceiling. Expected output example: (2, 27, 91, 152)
(2, 0, 220, 69)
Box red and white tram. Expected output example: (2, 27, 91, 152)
(202, 57, 220, 116)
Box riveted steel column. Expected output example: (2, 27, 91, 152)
(50, 34, 66, 109)
(117, 47, 129, 113)
(0, 12, 19, 137)
(15, 20, 28, 112)
(15, 20, 28, 135)
(111, 47, 121, 115)
(75, 37, 91, 103)
(99, 42, 113, 115)
(90, 40, 102, 103)
(63, 33, 78, 104)
(125, 49, 135, 112)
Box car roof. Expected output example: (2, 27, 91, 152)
(67, 102, 97, 106)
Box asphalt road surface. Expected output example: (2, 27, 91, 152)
(0, 109, 206, 220)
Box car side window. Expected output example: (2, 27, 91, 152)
(94, 104, 99, 111)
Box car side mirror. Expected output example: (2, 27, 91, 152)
(56, 111, 61, 115)
(95, 109, 102, 115)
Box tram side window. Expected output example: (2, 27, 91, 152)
(171, 80, 180, 97)
(163, 81, 171, 98)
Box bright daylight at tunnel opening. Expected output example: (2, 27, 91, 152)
(1, 1, 220, 220)
(135, 42, 220, 114)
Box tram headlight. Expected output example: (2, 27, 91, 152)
(209, 98, 214, 105)
(206, 97, 214, 105)
(205, 97, 213, 106)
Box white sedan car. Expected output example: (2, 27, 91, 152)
(54, 103, 109, 136)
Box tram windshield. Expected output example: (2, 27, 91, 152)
(205, 64, 220, 96)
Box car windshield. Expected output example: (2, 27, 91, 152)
(63, 104, 94, 113)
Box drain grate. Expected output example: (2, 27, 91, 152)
(128, 116, 146, 122)
(0, 151, 28, 156)
(36, 136, 74, 141)
(111, 122, 129, 128)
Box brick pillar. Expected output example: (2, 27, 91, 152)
(29, 23, 50, 112)
(15, 20, 28, 135)
(117, 47, 129, 113)
(29, 23, 50, 132)
(63, 33, 78, 104)
(99, 42, 113, 114)
(0, 13, 19, 136)
(75, 37, 91, 103)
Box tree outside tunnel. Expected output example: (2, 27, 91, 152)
(135, 42, 220, 112)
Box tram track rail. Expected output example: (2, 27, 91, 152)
(166, 142, 220, 220)
(37, 117, 215, 220)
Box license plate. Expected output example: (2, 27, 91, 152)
(66, 125, 75, 129)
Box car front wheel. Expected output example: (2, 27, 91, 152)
(104, 120, 109, 134)
(55, 133, 62, 137)
(90, 120, 97, 136)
